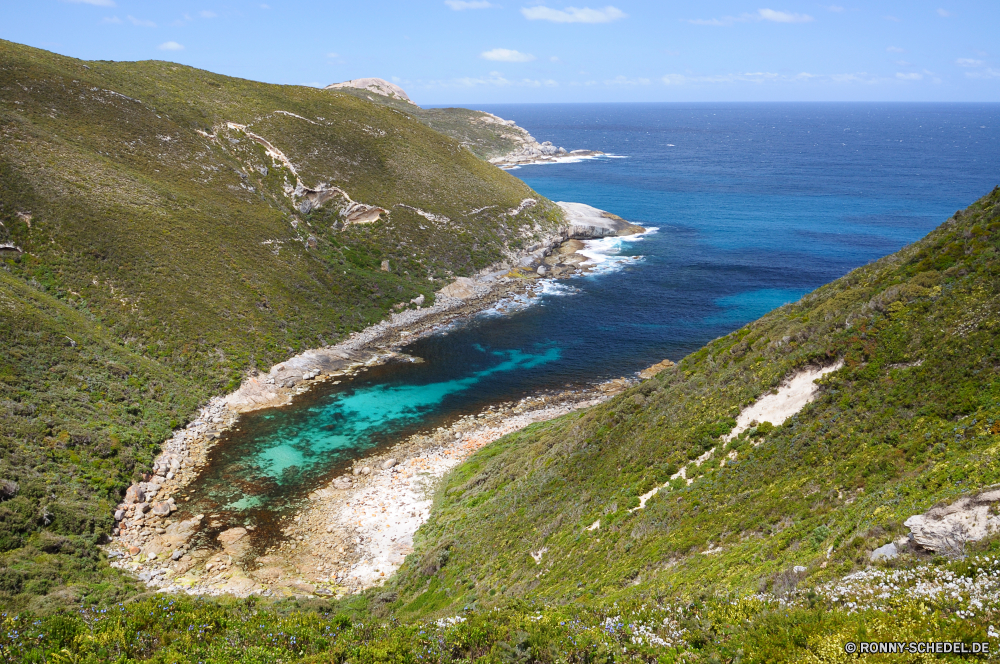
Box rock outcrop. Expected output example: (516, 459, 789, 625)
(904, 489, 1000, 554)
(557, 202, 646, 238)
(479, 111, 603, 168)
(325, 78, 415, 105)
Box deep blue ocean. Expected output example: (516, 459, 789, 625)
(182, 103, 1000, 536)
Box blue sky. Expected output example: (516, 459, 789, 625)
(3, 1, 999, 104)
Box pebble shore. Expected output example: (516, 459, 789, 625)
(105, 231, 645, 598)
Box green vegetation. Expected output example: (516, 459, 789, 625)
(388, 186, 1000, 617)
(4, 38, 1000, 663)
(0, 40, 561, 612)
(5, 544, 1000, 661)
(328, 87, 533, 162)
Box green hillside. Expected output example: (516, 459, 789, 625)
(391, 186, 1000, 615)
(328, 85, 531, 162)
(0, 40, 562, 611)
(7, 189, 1000, 662)
(4, 38, 1000, 663)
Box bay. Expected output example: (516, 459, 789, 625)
(181, 102, 1000, 540)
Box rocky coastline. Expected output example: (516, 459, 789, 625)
(105, 206, 649, 598)
(469, 111, 606, 169)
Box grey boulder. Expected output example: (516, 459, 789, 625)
(870, 542, 898, 562)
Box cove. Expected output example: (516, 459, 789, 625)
(176, 102, 1000, 548)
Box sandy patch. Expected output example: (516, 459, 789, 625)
(270, 387, 613, 596)
(723, 360, 844, 442)
(103, 211, 647, 597)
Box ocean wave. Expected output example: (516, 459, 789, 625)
(498, 153, 629, 170)
(476, 227, 656, 318)
(576, 226, 658, 276)
(539, 280, 580, 297)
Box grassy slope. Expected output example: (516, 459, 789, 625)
(9, 191, 1000, 660)
(330, 87, 530, 161)
(0, 40, 562, 611)
(390, 186, 1000, 618)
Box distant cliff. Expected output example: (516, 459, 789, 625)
(326, 78, 601, 165)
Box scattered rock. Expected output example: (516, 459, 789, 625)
(217, 527, 248, 547)
(904, 489, 1000, 554)
(639, 359, 675, 380)
(438, 277, 477, 300)
(381, 458, 397, 470)
(124, 484, 145, 504)
(114, 509, 125, 521)
(793, 565, 807, 574)
(151, 502, 172, 516)
(333, 477, 353, 490)
(870, 542, 898, 562)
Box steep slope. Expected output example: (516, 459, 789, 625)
(391, 186, 1000, 617)
(0, 40, 564, 610)
(327, 79, 587, 164)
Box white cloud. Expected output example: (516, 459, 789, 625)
(327, 52, 340, 58)
(956, 58, 984, 67)
(886, 46, 904, 53)
(259, 3, 270, 8)
(606, 75, 650, 86)
(158, 41, 184, 51)
(521, 5, 627, 23)
(883, 15, 901, 22)
(824, 5, 844, 11)
(64, 0, 116, 6)
(895, 60, 911, 66)
(937, 8, 951, 17)
(455, 71, 511, 87)
(128, 15, 157, 27)
(420, 71, 556, 88)
(689, 9, 813, 26)
(550, 55, 561, 62)
(199, 10, 217, 18)
(445, 0, 494, 9)
(481, 48, 536, 62)
(758, 8, 814, 23)
(102, 16, 122, 24)
(966, 68, 1000, 79)
(661, 70, 886, 85)
(687, 16, 742, 26)
(896, 72, 922, 80)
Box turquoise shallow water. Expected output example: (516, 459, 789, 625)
(229, 346, 560, 497)
(176, 103, 1000, 547)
